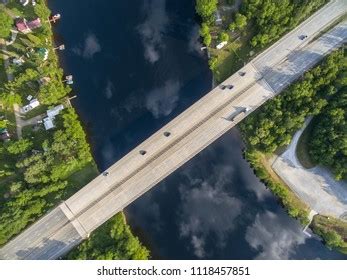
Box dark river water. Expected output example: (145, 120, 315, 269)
(48, 0, 346, 260)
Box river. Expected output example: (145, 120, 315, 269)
(48, 0, 347, 260)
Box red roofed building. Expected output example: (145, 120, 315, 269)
(16, 18, 42, 34)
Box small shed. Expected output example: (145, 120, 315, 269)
(216, 41, 228, 50)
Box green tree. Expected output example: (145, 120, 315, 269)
(234, 13, 247, 30)
(6, 139, 33, 155)
(242, 0, 326, 48)
(196, 0, 218, 23)
(324, 231, 344, 249)
(0, 120, 8, 129)
(38, 79, 71, 105)
(240, 49, 345, 153)
(309, 91, 347, 180)
(66, 213, 150, 260)
(0, 9, 13, 39)
(209, 57, 218, 71)
(219, 32, 229, 42)
(200, 23, 212, 46)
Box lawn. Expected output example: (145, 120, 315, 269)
(65, 162, 99, 197)
(0, 59, 7, 85)
(22, 104, 48, 120)
(210, 34, 253, 83)
(258, 152, 310, 217)
(311, 215, 347, 254)
(296, 120, 317, 169)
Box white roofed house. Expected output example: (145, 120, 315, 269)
(43, 117, 54, 130)
(43, 104, 64, 130)
(47, 104, 64, 118)
(21, 98, 40, 113)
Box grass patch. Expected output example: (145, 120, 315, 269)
(0, 59, 7, 85)
(0, 107, 16, 137)
(311, 215, 347, 254)
(22, 104, 48, 120)
(244, 149, 310, 225)
(64, 162, 99, 197)
(296, 120, 316, 169)
(210, 35, 253, 82)
(22, 124, 51, 148)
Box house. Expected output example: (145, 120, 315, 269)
(47, 104, 64, 118)
(21, 98, 40, 113)
(43, 117, 54, 130)
(16, 18, 42, 34)
(43, 105, 64, 130)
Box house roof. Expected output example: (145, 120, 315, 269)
(29, 99, 40, 108)
(47, 105, 64, 118)
(27, 18, 41, 30)
(16, 18, 41, 33)
(43, 117, 55, 130)
(16, 19, 29, 32)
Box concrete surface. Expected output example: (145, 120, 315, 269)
(272, 120, 347, 220)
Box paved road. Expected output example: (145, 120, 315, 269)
(1, 0, 347, 260)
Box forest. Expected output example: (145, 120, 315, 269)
(196, 0, 328, 49)
(241, 0, 328, 48)
(0, 108, 93, 245)
(66, 213, 149, 260)
(309, 90, 347, 180)
(0, 0, 148, 259)
(240, 49, 347, 180)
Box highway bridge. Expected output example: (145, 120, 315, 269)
(1, 0, 347, 260)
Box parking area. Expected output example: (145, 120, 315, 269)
(272, 122, 347, 220)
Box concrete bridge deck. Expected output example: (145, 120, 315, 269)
(1, 0, 347, 260)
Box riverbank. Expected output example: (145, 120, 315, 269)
(195, 0, 347, 254)
(239, 48, 347, 254)
(196, 0, 329, 83)
(0, 0, 148, 259)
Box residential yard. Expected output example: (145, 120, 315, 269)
(0, 2, 149, 259)
(0, 0, 94, 245)
(209, 33, 253, 82)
